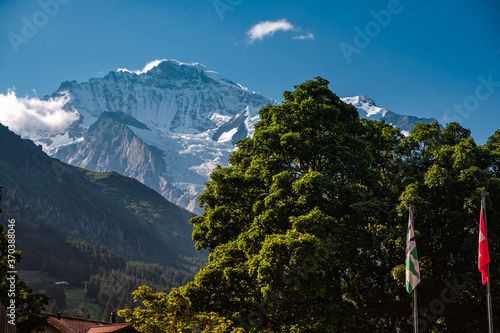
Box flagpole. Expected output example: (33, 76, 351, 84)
(482, 193, 494, 333)
(413, 284, 418, 333)
(410, 205, 418, 333)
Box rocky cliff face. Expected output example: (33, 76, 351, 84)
(54, 112, 186, 205)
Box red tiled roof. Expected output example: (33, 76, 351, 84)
(86, 323, 136, 333)
(45, 313, 106, 333)
(41, 313, 137, 333)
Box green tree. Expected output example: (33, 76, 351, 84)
(188, 81, 500, 332)
(0, 186, 50, 332)
(118, 286, 243, 332)
(186, 77, 410, 332)
(392, 122, 499, 332)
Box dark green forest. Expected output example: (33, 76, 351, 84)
(15, 235, 204, 322)
(121, 78, 500, 332)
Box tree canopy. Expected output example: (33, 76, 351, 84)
(121, 78, 500, 332)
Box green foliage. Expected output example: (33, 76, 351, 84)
(187, 78, 402, 331)
(17, 241, 203, 321)
(184, 80, 500, 332)
(66, 237, 127, 271)
(86, 260, 202, 321)
(119, 286, 244, 332)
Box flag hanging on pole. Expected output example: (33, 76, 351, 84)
(406, 207, 420, 293)
(479, 202, 490, 285)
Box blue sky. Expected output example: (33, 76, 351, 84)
(0, 0, 499, 143)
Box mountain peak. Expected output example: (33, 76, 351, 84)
(342, 95, 376, 108)
(341, 95, 386, 118)
(116, 59, 207, 75)
(114, 59, 248, 90)
(357, 95, 376, 105)
(341, 95, 440, 134)
(49, 59, 273, 135)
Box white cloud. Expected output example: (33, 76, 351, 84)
(0, 90, 79, 139)
(118, 59, 167, 74)
(137, 59, 167, 74)
(247, 19, 296, 43)
(292, 32, 315, 40)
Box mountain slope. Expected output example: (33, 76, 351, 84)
(0, 122, 200, 265)
(54, 112, 187, 206)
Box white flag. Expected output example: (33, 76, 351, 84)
(405, 209, 420, 293)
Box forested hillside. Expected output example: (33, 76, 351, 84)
(0, 123, 206, 321)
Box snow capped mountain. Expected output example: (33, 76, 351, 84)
(46, 60, 276, 213)
(0, 59, 440, 213)
(341, 96, 388, 119)
(341, 95, 439, 135)
(51, 59, 270, 134)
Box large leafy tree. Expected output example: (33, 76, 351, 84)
(186, 78, 411, 332)
(123, 78, 500, 332)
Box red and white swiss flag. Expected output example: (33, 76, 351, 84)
(478, 204, 490, 285)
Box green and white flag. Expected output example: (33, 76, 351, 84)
(405, 208, 420, 293)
